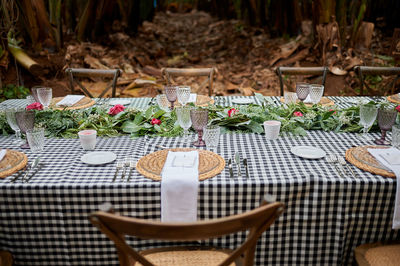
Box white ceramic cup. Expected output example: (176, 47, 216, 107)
(78, 130, 97, 150)
(263, 120, 281, 140)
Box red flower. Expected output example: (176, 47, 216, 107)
(396, 105, 400, 112)
(108, 104, 125, 115)
(329, 109, 337, 115)
(26, 102, 43, 111)
(151, 118, 161, 125)
(228, 108, 238, 117)
(293, 111, 303, 117)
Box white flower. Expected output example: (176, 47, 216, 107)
(305, 111, 317, 120)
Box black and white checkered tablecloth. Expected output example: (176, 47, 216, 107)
(1, 129, 399, 265)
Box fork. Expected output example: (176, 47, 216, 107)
(326, 154, 344, 178)
(337, 155, 357, 178)
(120, 158, 130, 180)
(112, 161, 124, 182)
(127, 160, 136, 182)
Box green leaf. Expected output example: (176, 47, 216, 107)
(245, 120, 264, 133)
(133, 113, 144, 124)
(121, 121, 142, 133)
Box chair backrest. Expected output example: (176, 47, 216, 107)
(89, 195, 284, 266)
(354, 66, 400, 96)
(161, 67, 217, 96)
(276, 66, 328, 96)
(65, 68, 121, 98)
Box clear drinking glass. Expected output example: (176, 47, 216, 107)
(375, 108, 397, 145)
(5, 108, 24, 145)
(296, 82, 310, 102)
(15, 110, 35, 149)
(31, 86, 41, 102)
(177, 86, 191, 106)
(203, 125, 221, 151)
(309, 84, 324, 104)
(26, 95, 35, 105)
(359, 104, 378, 141)
(190, 108, 208, 147)
(284, 92, 297, 104)
(175, 106, 192, 142)
(156, 94, 171, 112)
(26, 128, 45, 153)
(392, 125, 400, 149)
(37, 87, 52, 109)
(164, 85, 177, 110)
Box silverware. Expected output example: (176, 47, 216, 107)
(10, 165, 27, 183)
(112, 161, 124, 182)
(127, 160, 136, 182)
(121, 158, 130, 180)
(243, 158, 249, 179)
(234, 152, 242, 177)
(25, 161, 42, 183)
(228, 158, 234, 178)
(22, 157, 40, 182)
(326, 155, 344, 178)
(156, 145, 168, 149)
(337, 155, 357, 178)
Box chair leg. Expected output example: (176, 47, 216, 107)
(0, 250, 13, 266)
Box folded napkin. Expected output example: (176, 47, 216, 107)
(161, 151, 199, 222)
(56, 95, 85, 106)
(0, 149, 6, 163)
(368, 147, 400, 229)
(188, 93, 197, 103)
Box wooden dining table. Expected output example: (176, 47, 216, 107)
(0, 96, 399, 265)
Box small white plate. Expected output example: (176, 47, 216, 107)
(108, 99, 131, 106)
(291, 146, 326, 159)
(81, 151, 117, 165)
(231, 98, 254, 104)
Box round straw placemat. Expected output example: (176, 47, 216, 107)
(51, 96, 95, 110)
(175, 95, 214, 107)
(280, 96, 334, 106)
(387, 94, 400, 104)
(345, 145, 395, 178)
(136, 148, 225, 181)
(0, 150, 28, 178)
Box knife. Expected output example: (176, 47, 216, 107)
(243, 158, 249, 179)
(22, 157, 40, 182)
(25, 162, 43, 183)
(228, 158, 234, 178)
(234, 152, 242, 177)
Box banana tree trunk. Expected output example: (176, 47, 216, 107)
(8, 36, 43, 76)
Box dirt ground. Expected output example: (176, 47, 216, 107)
(2, 10, 397, 98)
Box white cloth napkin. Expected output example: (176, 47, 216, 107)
(368, 147, 400, 229)
(0, 149, 6, 163)
(161, 151, 199, 222)
(188, 93, 197, 103)
(56, 95, 85, 106)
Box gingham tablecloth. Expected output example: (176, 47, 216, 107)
(0, 96, 399, 265)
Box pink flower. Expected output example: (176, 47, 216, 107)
(329, 109, 337, 115)
(108, 104, 125, 115)
(228, 108, 238, 117)
(26, 102, 43, 111)
(293, 111, 303, 117)
(151, 118, 161, 125)
(396, 105, 400, 112)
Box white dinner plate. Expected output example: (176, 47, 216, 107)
(81, 151, 117, 165)
(107, 99, 132, 106)
(290, 146, 326, 159)
(231, 98, 254, 104)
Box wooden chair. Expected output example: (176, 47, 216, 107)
(161, 67, 217, 96)
(0, 250, 13, 266)
(276, 66, 328, 96)
(355, 242, 400, 266)
(65, 68, 121, 98)
(354, 66, 400, 96)
(89, 195, 284, 266)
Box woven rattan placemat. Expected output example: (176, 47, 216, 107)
(280, 96, 334, 106)
(387, 94, 400, 105)
(175, 95, 214, 107)
(51, 96, 95, 110)
(345, 145, 395, 178)
(136, 148, 225, 181)
(0, 150, 28, 178)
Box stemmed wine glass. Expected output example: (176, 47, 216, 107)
(359, 104, 378, 141)
(177, 86, 191, 106)
(190, 108, 208, 147)
(15, 110, 35, 149)
(309, 84, 324, 104)
(31, 86, 41, 102)
(296, 83, 310, 102)
(164, 85, 177, 110)
(156, 94, 171, 112)
(375, 108, 397, 145)
(37, 87, 52, 109)
(175, 106, 192, 142)
(5, 108, 24, 144)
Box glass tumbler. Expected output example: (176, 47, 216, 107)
(309, 84, 324, 104)
(26, 128, 45, 153)
(284, 92, 297, 104)
(392, 125, 400, 149)
(203, 125, 221, 151)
